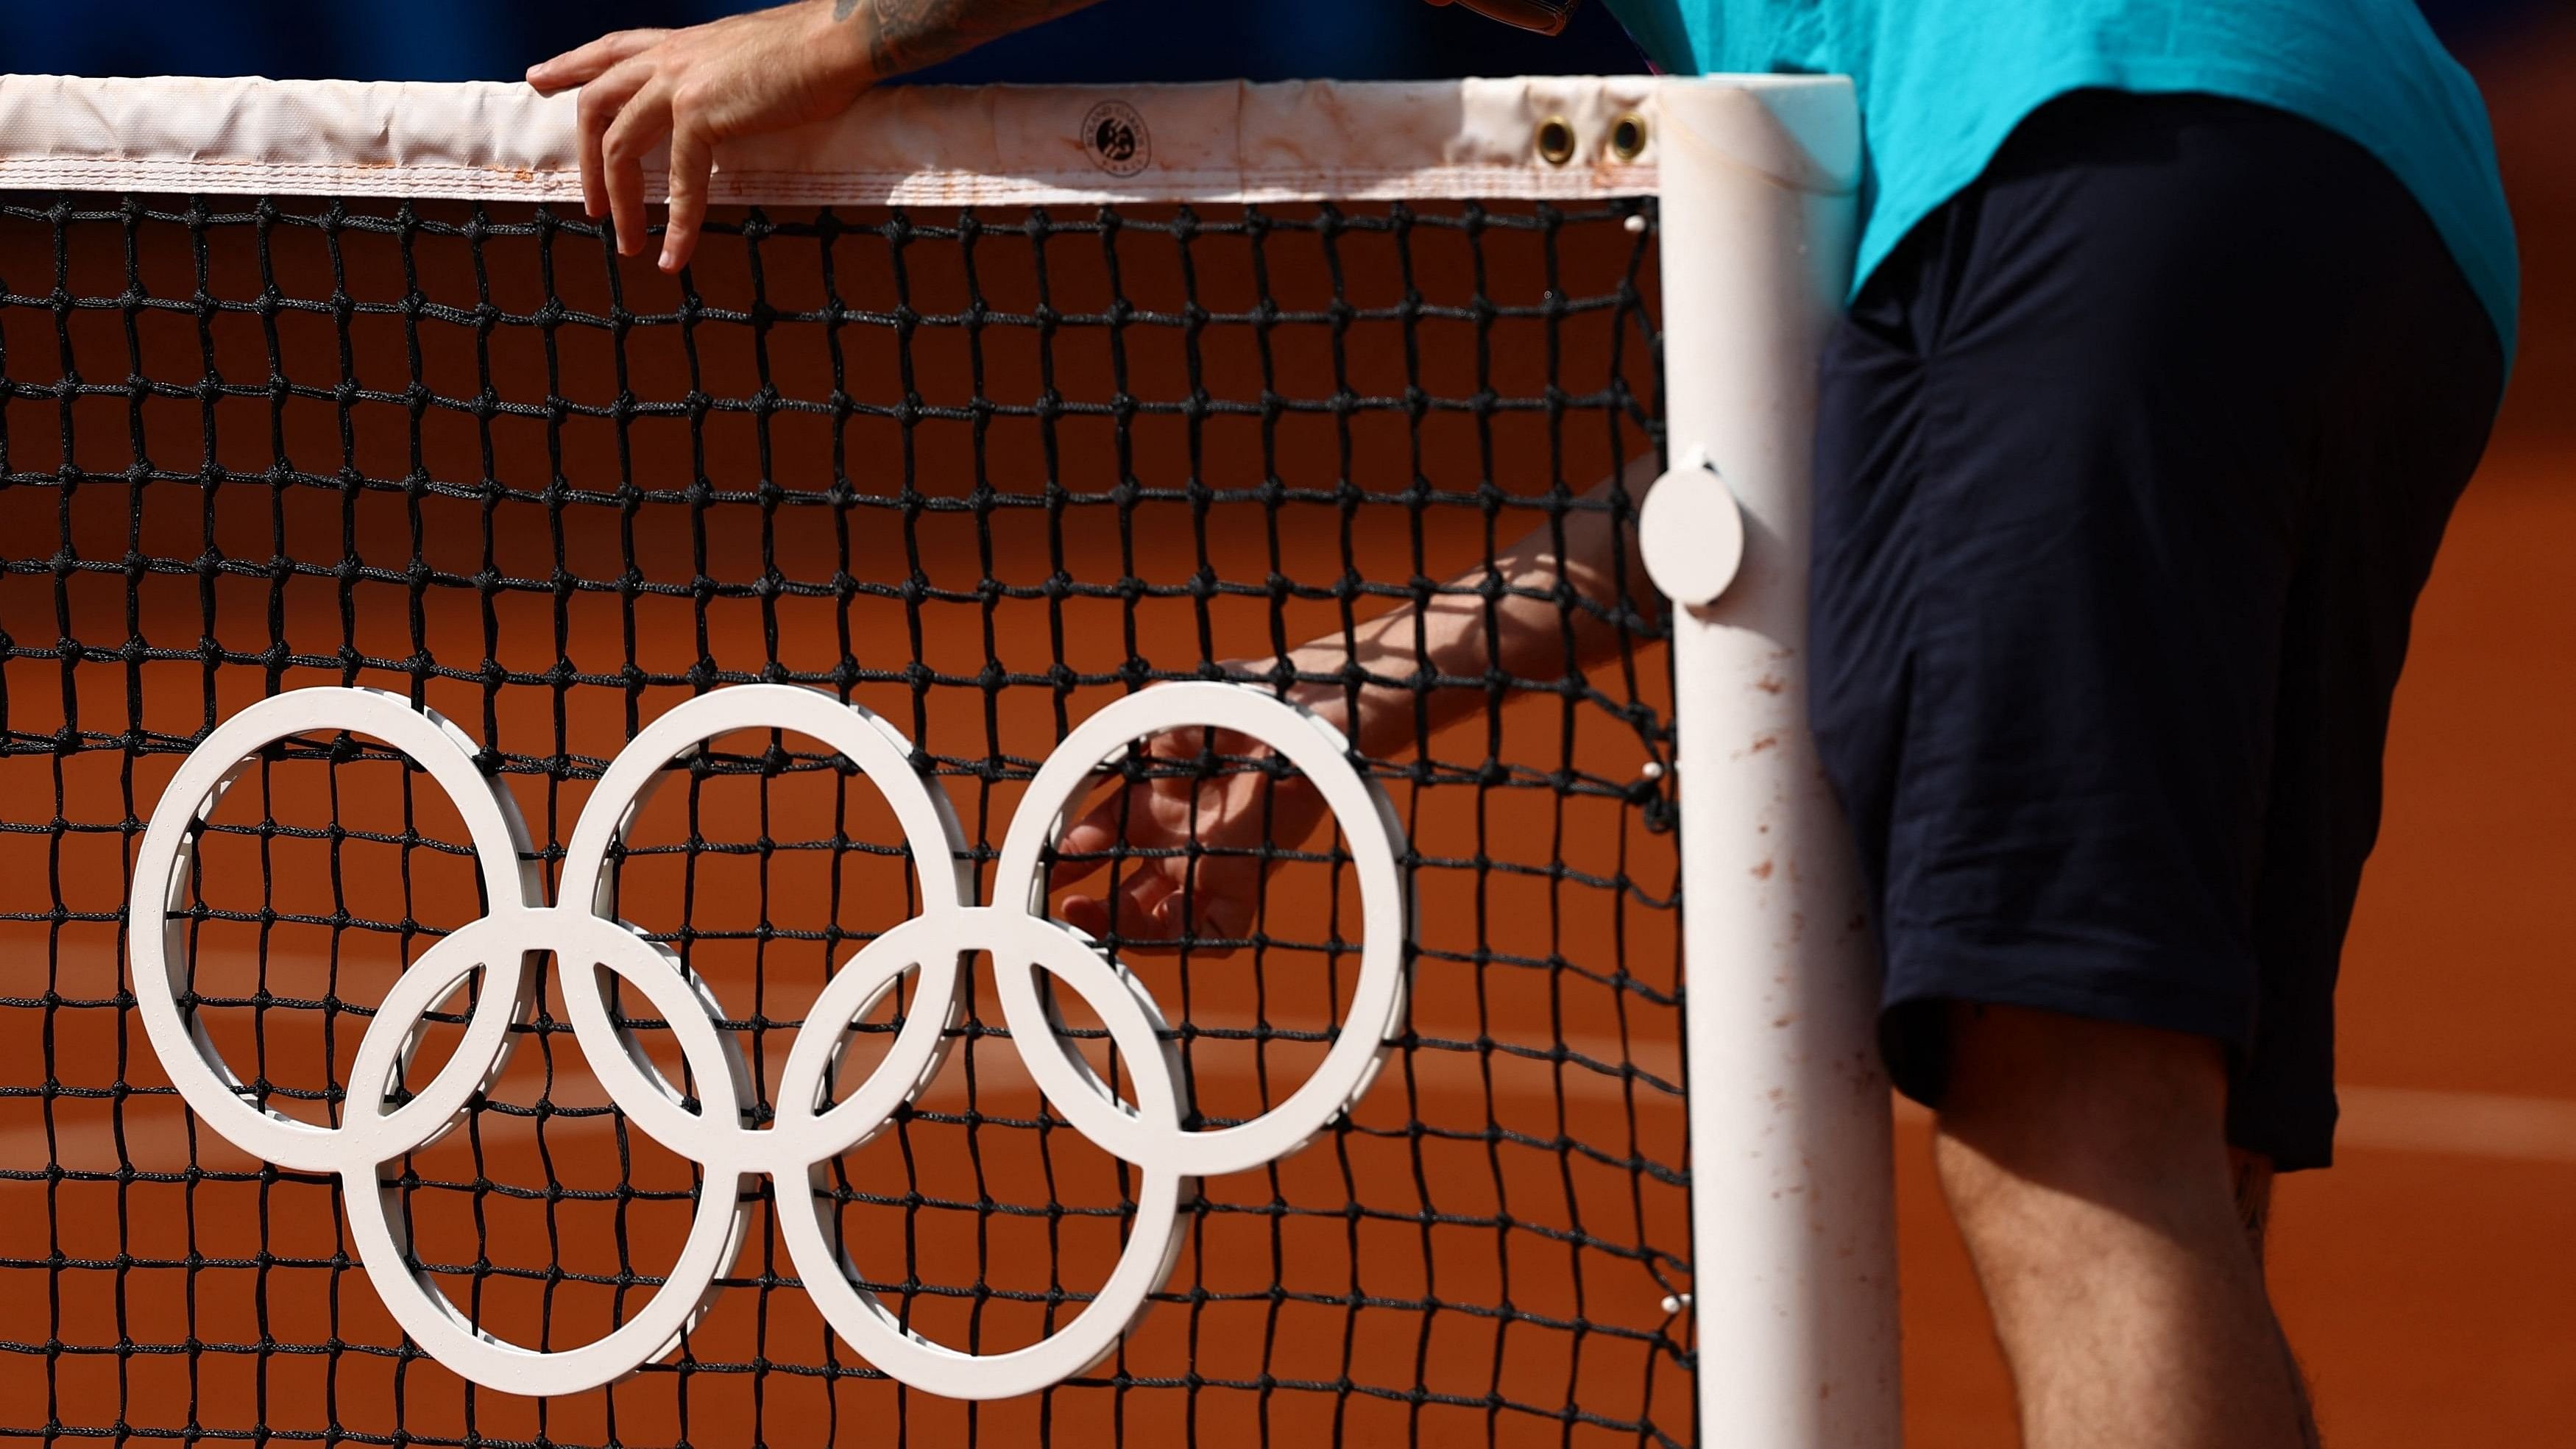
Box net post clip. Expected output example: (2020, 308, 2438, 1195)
(1638, 444, 1744, 609)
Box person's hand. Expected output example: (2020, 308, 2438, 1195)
(1046, 701, 1337, 956)
(527, 4, 872, 273)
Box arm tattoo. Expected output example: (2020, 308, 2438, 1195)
(832, 0, 1104, 80)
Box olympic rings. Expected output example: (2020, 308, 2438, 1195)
(127, 682, 1410, 1399)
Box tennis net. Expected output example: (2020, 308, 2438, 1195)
(0, 73, 1887, 1449)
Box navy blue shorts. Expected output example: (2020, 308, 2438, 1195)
(1808, 91, 2505, 1171)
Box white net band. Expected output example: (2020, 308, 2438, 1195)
(0, 72, 1743, 205)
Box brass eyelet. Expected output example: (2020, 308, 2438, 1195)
(1608, 111, 1649, 163)
(1535, 115, 1577, 167)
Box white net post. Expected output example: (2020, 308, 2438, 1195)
(1641, 77, 1903, 1447)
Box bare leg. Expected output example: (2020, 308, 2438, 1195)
(1933, 1004, 2321, 1448)
(2226, 1148, 2324, 1447)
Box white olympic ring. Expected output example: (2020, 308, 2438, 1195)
(129, 682, 1411, 1400)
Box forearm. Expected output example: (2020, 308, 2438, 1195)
(1277, 455, 1665, 758)
(832, 0, 1106, 82)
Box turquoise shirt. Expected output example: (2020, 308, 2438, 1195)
(1606, 0, 2520, 362)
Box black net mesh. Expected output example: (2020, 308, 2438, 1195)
(0, 188, 1687, 1447)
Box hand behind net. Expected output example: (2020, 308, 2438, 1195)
(1046, 710, 1329, 954)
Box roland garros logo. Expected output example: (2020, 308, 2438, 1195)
(129, 683, 1409, 1399)
(1081, 99, 1150, 177)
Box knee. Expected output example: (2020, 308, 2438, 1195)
(1930, 1003, 2242, 1255)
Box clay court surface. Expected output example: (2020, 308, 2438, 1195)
(1, 33, 2569, 1449)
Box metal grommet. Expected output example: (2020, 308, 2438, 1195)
(1534, 115, 1576, 167)
(1608, 111, 1649, 162)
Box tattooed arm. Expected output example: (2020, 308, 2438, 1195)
(528, 0, 1105, 272)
